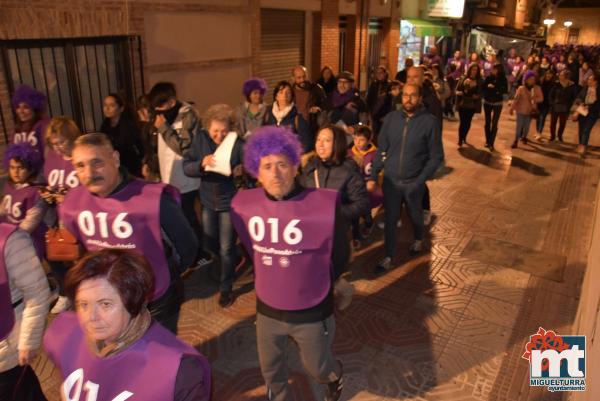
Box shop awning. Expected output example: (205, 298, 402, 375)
(404, 19, 452, 37)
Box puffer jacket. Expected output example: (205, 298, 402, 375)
(299, 157, 369, 221)
(0, 229, 50, 372)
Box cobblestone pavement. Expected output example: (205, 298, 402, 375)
(36, 107, 600, 401)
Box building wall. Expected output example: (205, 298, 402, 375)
(546, 8, 600, 45)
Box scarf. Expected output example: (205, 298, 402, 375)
(271, 101, 294, 125)
(331, 89, 355, 109)
(89, 307, 152, 358)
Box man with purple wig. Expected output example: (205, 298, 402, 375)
(230, 126, 351, 401)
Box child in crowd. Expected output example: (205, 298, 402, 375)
(1, 143, 48, 259)
(348, 125, 383, 247)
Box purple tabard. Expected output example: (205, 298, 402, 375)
(349, 148, 383, 208)
(482, 61, 493, 77)
(230, 188, 337, 311)
(44, 312, 211, 401)
(43, 149, 80, 190)
(0, 223, 17, 340)
(11, 118, 48, 156)
(59, 179, 175, 299)
(447, 58, 465, 80)
(2, 183, 46, 259)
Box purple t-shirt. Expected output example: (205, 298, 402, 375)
(231, 188, 337, 311)
(44, 312, 211, 401)
(59, 180, 176, 299)
(11, 117, 48, 157)
(0, 223, 17, 340)
(43, 149, 80, 190)
(2, 183, 46, 259)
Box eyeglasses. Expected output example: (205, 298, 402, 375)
(401, 93, 420, 99)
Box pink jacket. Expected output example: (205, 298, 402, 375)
(511, 85, 543, 115)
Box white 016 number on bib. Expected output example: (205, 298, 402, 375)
(2, 195, 22, 219)
(248, 216, 302, 245)
(63, 368, 133, 401)
(77, 211, 133, 239)
(48, 169, 79, 188)
(14, 131, 38, 147)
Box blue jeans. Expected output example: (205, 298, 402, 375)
(535, 107, 549, 134)
(202, 208, 236, 292)
(578, 114, 599, 146)
(516, 114, 532, 140)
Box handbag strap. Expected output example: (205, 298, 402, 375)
(313, 169, 320, 189)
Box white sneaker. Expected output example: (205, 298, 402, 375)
(51, 296, 71, 314)
(377, 220, 402, 229)
(409, 240, 423, 255)
(423, 210, 432, 226)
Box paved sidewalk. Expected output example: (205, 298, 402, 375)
(36, 107, 600, 401)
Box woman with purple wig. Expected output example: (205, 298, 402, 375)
(234, 77, 268, 139)
(0, 143, 48, 260)
(10, 85, 49, 157)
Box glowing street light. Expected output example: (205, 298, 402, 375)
(564, 21, 573, 27)
(543, 18, 556, 26)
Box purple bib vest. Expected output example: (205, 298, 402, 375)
(2, 183, 46, 259)
(44, 312, 211, 401)
(349, 149, 383, 208)
(231, 188, 337, 310)
(11, 118, 48, 156)
(0, 223, 17, 340)
(447, 58, 465, 80)
(59, 180, 176, 299)
(43, 149, 80, 190)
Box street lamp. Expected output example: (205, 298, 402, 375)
(543, 18, 556, 42)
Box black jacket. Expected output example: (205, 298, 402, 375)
(421, 80, 443, 122)
(299, 157, 370, 221)
(575, 85, 600, 118)
(371, 106, 444, 186)
(263, 104, 312, 152)
(549, 81, 578, 114)
(99, 116, 144, 177)
(456, 76, 483, 112)
(182, 129, 244, 211)
(482, 74, 508, 104)
(256, 182, 350, 324)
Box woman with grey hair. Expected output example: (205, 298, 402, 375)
(183, 104, 245, 307)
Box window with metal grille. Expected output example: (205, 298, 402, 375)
(1, 36, 144, 142)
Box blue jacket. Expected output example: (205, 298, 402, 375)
(371, 107, 444, 186)
(182, 129, 244, 211)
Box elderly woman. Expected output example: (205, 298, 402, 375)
(10, 85, 49, 156)
(43, 249, 211, 401)
(234, 77, 268, 139)
(0, 223, 50, 401)
(300, 124, 369, 224)
(183, 104, 244, 308)
(263, 80, 311, 152)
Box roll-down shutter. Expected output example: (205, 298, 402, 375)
(259, 9, 305, 92)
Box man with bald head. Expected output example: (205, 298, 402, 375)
(367, 83, 443, 272)
(291, 65, 327, 142)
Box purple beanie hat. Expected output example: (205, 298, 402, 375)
(243, 126, 302, 178)
(12, 85, 47, 113)
(242, 78, 268, 99)
(4, 142, 43, 175)
(524, 70, 537, 82)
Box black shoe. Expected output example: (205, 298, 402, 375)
(374, 257, 392, 275)
(324, 363, 344, 401)
(218, 291, 235, 308)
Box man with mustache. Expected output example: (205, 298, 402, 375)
(58, 133, 198, 333)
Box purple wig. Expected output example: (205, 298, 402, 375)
(12, 85, 47, 113)
(524, 70, 537, 82)
(242, 78, 267, 99)
(4, 143, 43, 175)
(243, 126, 302, 178)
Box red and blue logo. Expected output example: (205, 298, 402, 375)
(522, 327, 586, 392)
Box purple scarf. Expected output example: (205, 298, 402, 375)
(331, 90, 355, 109)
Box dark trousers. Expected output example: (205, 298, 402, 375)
(383, 180, 425, 259)
(578, 114, 599, 146)
(202, 208, 237, 292)
(550, 112, 569, 140)
(48, 260, 69, 295)
(422, 183, 430, 211)
(181, 190, 203, 250)
(0, 365, 47, 401)
(148, 274, 183, 334)
(483, 103, 502, 146)
(458, 108, 476, 142)
(536, 107, 550, 134)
